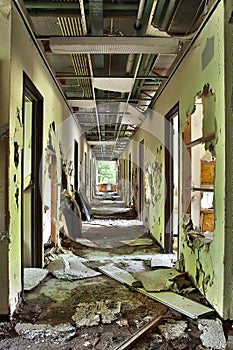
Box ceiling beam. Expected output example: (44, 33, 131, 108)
(55, 74, 168, 80)
(23, 1, 138, 17)
(50, 36, 184, 55)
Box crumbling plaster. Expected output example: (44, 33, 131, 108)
(124, 1, 228, 318)
(154, 1, 225, 317)
(6, 2, 86, 316)
(121, 119, 165, 246)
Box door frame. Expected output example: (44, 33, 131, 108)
(164, 104, 180, 253)
(139, 140, 144, 220)
(21, 73, 43, 272)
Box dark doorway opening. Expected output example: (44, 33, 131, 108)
(21, 73, 43, 272)
(139, 140, 144, 221)
(165, 104, 180, 253)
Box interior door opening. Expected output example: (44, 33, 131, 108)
(139, 140, 144, 221)
(165, 106, 180, 253)
(22, 74, 43, 272)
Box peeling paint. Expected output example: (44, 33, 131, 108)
(14, 142, 19, 168)
(15, 187, 19, 209)
(16, 107, 23, 127)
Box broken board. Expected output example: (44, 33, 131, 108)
(99, 264, 214, 319)
(137, 290, 213, 319)
(98, 264, 142, 287)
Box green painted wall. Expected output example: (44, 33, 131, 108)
(6, 2, 88, 315)
(0, 0, 11, 316)
(223, 0, 233, 320)
(124, 1, 229, 318)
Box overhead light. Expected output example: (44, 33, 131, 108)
(50, 36, 183, 55)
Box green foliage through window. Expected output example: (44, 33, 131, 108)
(97, 161, 116, 184)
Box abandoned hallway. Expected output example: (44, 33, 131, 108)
(0, 193, 231, 349)
(1, 0, 233, 349)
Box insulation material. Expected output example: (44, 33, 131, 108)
(93, 77, 134, 93)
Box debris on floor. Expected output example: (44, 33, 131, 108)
(60, 191, 82, 240)
(150, 253, 176, 268)
(24, 268, 49, 291)
(15, 322, 76, 344)
(75, 238, 99, 248)
(98, 264, 143, 287)
(115, 314, 169, 350)
(198, 318, 227, 349)
(71, 300, 121, 327)
(47, 253, 101, 281)
(138, 290, 214, 319)
(120, 238, 154, 246)
(134, 268, 182, 292)
(0, 196, 228, 350)
(98, 263, 214, 319)
(74, 190, 92, 221)
(158, 320, 188, 341)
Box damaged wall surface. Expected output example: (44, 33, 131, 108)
(1, 0, 92, 317)
(0, 0, 11, 316)
(120, 0, 229, 318)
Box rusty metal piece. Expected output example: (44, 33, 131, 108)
(115, 314, 171, 350)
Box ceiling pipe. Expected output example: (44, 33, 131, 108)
(112, 54, 143, 159)
(78, 0, 102, 157)
(126, 0, 146, 75)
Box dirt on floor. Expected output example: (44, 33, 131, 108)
(0, 195, 230, 349)
(0, 272, 208, 350)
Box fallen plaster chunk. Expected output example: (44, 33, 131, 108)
(15, 322, 76, 344)
(24, 268, 49, 291)
(158, 320, 188, 341)
(47, 253, 101, 281)
(134, 268, 181, 292)
(198, 318, 226, 349)
(72, 300, 121, 328)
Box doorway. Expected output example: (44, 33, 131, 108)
(74, 140, 79, 191)
(139, 140, 144, 221)
(165, 105, 180, 253)
(22, 74, 43, 269)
